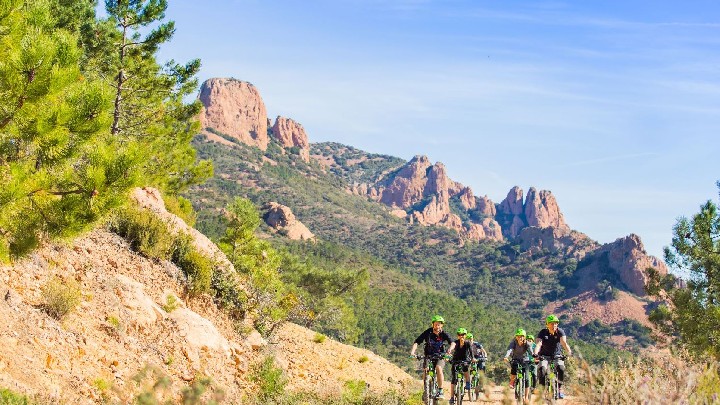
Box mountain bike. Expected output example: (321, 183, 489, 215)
(509, 359, 531, 405)
(539, 354, 567, 401)
(469, 356, 487, 401)
(414, 353, 444, 405)
(449, 359, 470, 405)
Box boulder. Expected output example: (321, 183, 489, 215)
(263, 202, 315, 241)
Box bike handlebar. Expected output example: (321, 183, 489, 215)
(536, 354, 567, 360)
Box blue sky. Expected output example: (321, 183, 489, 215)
(152, 0, 719, 262)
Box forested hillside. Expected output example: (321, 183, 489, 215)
(186, 135, 644, 371)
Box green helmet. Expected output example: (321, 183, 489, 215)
(527, 334, 535, 340)
(431, 315, 445, 324)
(457, 327, 468, 335)
(466, 333, 474, 339)
(515, 328, 527, 337)
(546, 315, 560, 324)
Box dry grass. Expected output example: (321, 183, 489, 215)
(574, 351, 720, 404)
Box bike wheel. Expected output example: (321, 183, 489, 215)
(423, 374, 432, 405)
(458, 376, 465, 405)
(518, 375, 525, 405)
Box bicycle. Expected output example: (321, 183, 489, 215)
(538, 354, 567, 401)
(414, 353, 444, 405)
(509, 359, 531, 405)
(449, 359, 471, 405)
(469, 356, 487, 401)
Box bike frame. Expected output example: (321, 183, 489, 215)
(539, 354, 566, 400)
(512, 359, 531, 404)
(417, 354, 444, 405)
(450, 360, 470, 405)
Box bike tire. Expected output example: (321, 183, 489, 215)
(423, 374, 432, 405)
(457, 375, 464, 405)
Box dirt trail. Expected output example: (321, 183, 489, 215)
(437, 381, 586, 404)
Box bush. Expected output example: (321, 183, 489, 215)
(109, 206, 175, 260)
(162, 294, 179, 313)
(0, 388, 32, 405)
(358, 355, 369, 363)
(172, 236, 214, 295)
(249, 356, 286, 402)
(41, 276, 81, 319)
(313, 333, 326, 343)
(163, 195, 197, 227)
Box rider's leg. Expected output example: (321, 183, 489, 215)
(538, 359, 548, 386)
(436, 360, 445, 394)
(556, 359, 566, 390)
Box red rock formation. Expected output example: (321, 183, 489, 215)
(198, 78, 269, 150)
(271, 116, 310, 162)
(458, 187, 476, 210)
(263, 202, 315, 241)
(524, 187, 570, 232)
(601, 234, 668, 296)
(500, 186, 524, 215)
(476, 195, 496, 217)
(379, 155, 432, 208)
(518, 227, 598, 260)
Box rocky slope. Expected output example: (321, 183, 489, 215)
(0, 189, 415, 403)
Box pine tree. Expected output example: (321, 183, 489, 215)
(102, 0, 211, 194)
(0, 0, 135, 260)
(647, 182, 720, 359)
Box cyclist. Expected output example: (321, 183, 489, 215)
(467, 333, 488, 364)
(447, 327, 474, 405)
(504, 328, 532, 403)
(467, 332, 487, 393)
(410, 315, 454, 399)
(526, 333, 538, 392)
(534, 314, 572, 399)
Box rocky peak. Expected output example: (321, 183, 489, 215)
(458, 187, 476, 210)
(426, 162, 450, 196)
(198, 78, 269, 150)
(524, 187, 570, 232)
(601, 234, 668, 296)
(263, 202, 315, 241)
(499, 186, 524, 216)
(379, 155, 432, 208)
(476, 195, 497, 217)
(270, 116, 310, 162)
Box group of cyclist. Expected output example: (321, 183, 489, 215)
(410, 314, 571, 404)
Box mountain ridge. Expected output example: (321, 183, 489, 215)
(190, 76, 667, 358)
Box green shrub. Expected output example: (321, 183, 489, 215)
(358, 355, 369, 363)
(313, 333, 326, 343)
(249, 356, 286, 402)
(164, 195, 197, 227)
(342, 380, 368, 404)
(109, 206, 174, 260)
(41, 276, 81, 319)
(0, 388, 32, 405)
(162, 294, 179, 313)
(172, 236, 214, 295)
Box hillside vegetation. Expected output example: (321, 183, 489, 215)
(187, 136, 641, 372)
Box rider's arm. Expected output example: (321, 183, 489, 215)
(410, 342, 419, 356)
(533, 340, 542, 356)
(560, 335, 572, 357)
(447, 341, 456, 355)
